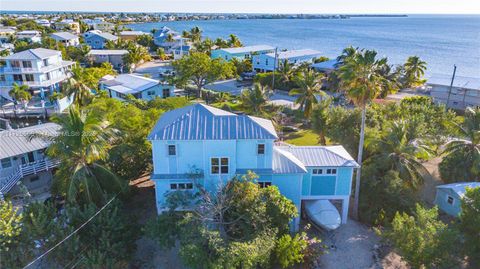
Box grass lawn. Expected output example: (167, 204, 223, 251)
(284, 129, 321, 146)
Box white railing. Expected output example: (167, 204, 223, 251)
(0, 159, 60, 200)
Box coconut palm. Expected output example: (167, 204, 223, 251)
(377, 62, 401, 98)
(215, 38, 228, 48)
(336, 45, 359, 63)
(227, 34, 242, 48)
(366, 120, 431, 188)
(404, 56, 427, 87)
(156, 47, 167, 60)
(311, 99, 332, 145)
(189, 26, 202, 43)
(337, 49, 390, 219)
(31, 107, 125, 204)
(277, 59, 295, 89)
(443, 107, 480, 177)
(290, 69, 326, 118)
(166, 33, 175, 43)
(9, 83, 31, 113)
(63, 67, 92, 106)
(240, 83, 270, 115)
(123, 45, 151, 72)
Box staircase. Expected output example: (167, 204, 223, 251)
(0, 159, 60, 200)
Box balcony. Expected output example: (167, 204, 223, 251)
(0, 158, 60, 200)
(0, 61, 75, 74)
(0, 74, 71, 88)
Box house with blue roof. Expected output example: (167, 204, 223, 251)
(83, 30, 118, 49)
(253, 49, 322, 72)
(100, 74, 174, 101)
(434, 182, 480, 216)
(211, 45, 275, 62)
(148, 103, 359, 231)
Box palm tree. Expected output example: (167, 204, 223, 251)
(336, 45, 359, 63)
(182, 30, 190, 39)
(9, 83, 31, 113)
(377, 62, 401, 98)
(240, 83, 270, 115)
(443, 107, 480, 178)
(166, 33, 175, 43)
(290, 69, 325, 118)
(311, 99, 332, 145)
(404, 56, 427, 88)
(31, 107, 125, 204)
(156, 47, 167, 60)
(215, 38, 228, 48)
(63, 67, 92, 106)
(277, 59, 295, 89)
(366, 120, 431, 188)
(337, 49, 389, 219)
(227, 34, 242, 48)
(123, 45, 151, 72)
(189, 26, 202, 43)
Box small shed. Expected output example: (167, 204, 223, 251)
(434, 182, 480, 216)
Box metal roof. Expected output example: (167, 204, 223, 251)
(50, 32, 78, 41)
(266, 49, 321, 59)
(436, 182, 480, 197)
(272, 147, 308, 174)
(219, 45, 275, 54)
(1, 48, 60, 60)
(84, 31, 118, 41)
(101, 74, 159, 94)
(311, 59, 340, 71)
(148, 103, 278, 140)
(88, 49, 128, 56)
(0, 123, 59, 159)
(120, 31, 149, 36)
(427, 74, 480, 90)
(276, 144, 359, 167)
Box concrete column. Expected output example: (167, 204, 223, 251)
(342, 197, 349, 224)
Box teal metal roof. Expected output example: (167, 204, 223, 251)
(148, 103, 278, 140)
(276, 144, 359, 167)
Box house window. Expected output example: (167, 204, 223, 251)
(211, 157, 229, 174)
(147, 90, 156, 96)
(22, 61, 32, 68)
(326, 168, 337, 175)
(170, 182, 193, 190)
(312, 169, 323, 175)
(25, 74, 34, 81)
(13, 74, 23, 81)
(168, 145, 176, 156)
(1, 158, 12, 169)
(30, 176, 40, 182)
(447, 195, 454, 205)
(258, 182, 272, 188)
(265, 59, 269, 65)
(257, 144, 265, 155)
(0, 74, 5, 81)
(163, 88, 170, 98)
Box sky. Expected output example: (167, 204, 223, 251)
(1, 0, 479, 14)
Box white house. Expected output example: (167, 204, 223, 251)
(53, 19, 80, 34)
(0, 48, 75, 100)
(50, 32, 80, 47)
(211, 45, 275, 61)
(87, 49, 128, 70)
(100, 74, 174, 101)
(16, 30, 42, 43)
(148, 104, 359, 231)
(0, 123, 60, 202)
(426, 74, 480, 110)
(253, 49, 322, 72)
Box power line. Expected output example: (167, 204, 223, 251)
(22, 196, 117, 269)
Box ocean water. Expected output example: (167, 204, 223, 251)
(128, 15, 480, 78)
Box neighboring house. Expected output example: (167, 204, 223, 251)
(211, 45, 275, 61)
(83, 18, 115, 32)
(0, 123, 60, 201)
(435, 182, 480, 216)
(35, 19, 51, 27)
(87, 49, 128, 70)
(426, 74, 480, 110)
(83, 30, 118, 49)
(253, 49, 322, 72)
(119, 31, 150, 41)
(53, 19, 80, 34)
(16, 30, 42, 43)
(311, 59, 340, 74)
(50, 32, 80, 47)
(0, 48, 75, 100)
(148, 104, 359, 231)
(153, 26, 187, 53)
(0, 27, 16, 43)
(173, 45, 191, 60)
(100, 74, 174, 100)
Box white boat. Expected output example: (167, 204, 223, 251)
(305, 200, 341, 231)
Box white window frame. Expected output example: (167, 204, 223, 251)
(211, 157, 229, 175)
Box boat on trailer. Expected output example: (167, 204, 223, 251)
(304, 199, 341, 231)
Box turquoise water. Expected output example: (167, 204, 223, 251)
(128, 15, 480, 78)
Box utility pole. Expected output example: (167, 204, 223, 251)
(446, 65, 457, 108)
(271, 47, 278, 91)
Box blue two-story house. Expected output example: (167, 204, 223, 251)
(83, 30, 118, 49)
(148, 104, 359, 231)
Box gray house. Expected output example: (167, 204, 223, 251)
(434, 182, 480, 216)
(50, 32, 80, 47)
(87, 49, 128, 70)
(427, 75, 480, 110)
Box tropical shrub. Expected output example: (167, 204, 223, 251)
(459, 187, 480, 267)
